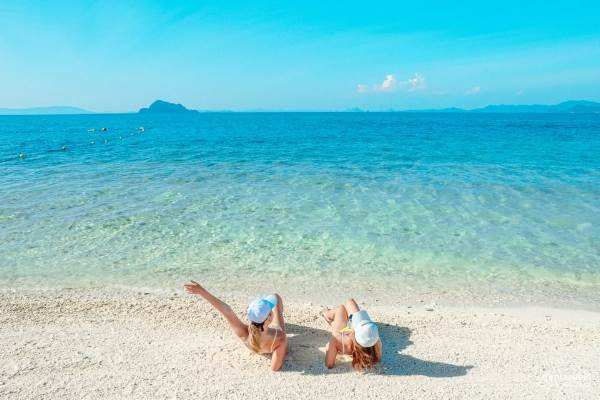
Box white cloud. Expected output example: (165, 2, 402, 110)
(516, 89, 524, 96)
(466, 86, 481, 95)
(357, 73, 426, 94)
(356, 84, 369, 93)
(407, 73, 426, 91)
(376, 74, 397, 92)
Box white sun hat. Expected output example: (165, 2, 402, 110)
(247, 294, 278, 323)
(351, 310, 379, 347)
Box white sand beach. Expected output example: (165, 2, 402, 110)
(2, 288, 599, 400)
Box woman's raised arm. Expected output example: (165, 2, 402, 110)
(184, 281, 248, 340)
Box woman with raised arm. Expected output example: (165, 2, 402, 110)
(184, 281, 288, 371)
(322, 298, 382, 371)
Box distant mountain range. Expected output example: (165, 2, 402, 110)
(1, 100, 599, 115)
(0, 106, 93, 115)
(403, 100, 600, 113)
(138, 100, 198, 114)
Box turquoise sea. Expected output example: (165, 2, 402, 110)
(1, 113, 599, 305)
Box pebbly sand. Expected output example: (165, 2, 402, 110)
(1, 288, 599, 400)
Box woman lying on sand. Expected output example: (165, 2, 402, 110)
(184, 281, 288, 371)
(322, 298, 382, 371)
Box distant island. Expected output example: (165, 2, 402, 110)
(403, 100, 600, 114)
(0, 106, 93, 115)
(138, 100, 199, 114)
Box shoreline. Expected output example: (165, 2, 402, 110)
(2, 288, 599, 399)
(3, 275, 599, 312)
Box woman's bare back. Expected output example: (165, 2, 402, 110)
(243, 326, 286, 354)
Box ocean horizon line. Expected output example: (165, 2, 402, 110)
(2, 99, 600, 116)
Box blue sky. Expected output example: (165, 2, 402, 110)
(1, 1, 599, 111)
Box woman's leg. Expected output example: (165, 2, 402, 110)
(324, 304, 348, 367)
(345, 298, 360, 315)
(330, 304, 349, 333)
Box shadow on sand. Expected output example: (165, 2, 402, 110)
(283, 322, 473, 376)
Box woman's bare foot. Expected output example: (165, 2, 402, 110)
(320, 307, 334, 325)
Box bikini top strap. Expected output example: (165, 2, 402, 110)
(270, 328, 278, 353)
(339, 325, 352, 355)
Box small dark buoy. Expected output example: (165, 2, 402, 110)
(138, 126, 145, 132)
(61, 145, 68, 151)
(18, 152, 26, 159)
(101, 127, 108, 132)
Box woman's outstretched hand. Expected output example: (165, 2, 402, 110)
(184, 280, 205, 295)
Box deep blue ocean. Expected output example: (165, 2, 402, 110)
(1, 113, 599, 305)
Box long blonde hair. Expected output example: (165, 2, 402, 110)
(247, 322, 263, 353)
(351, 340, 381, 371)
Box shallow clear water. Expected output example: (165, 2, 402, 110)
(1, 113, 599, 305)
